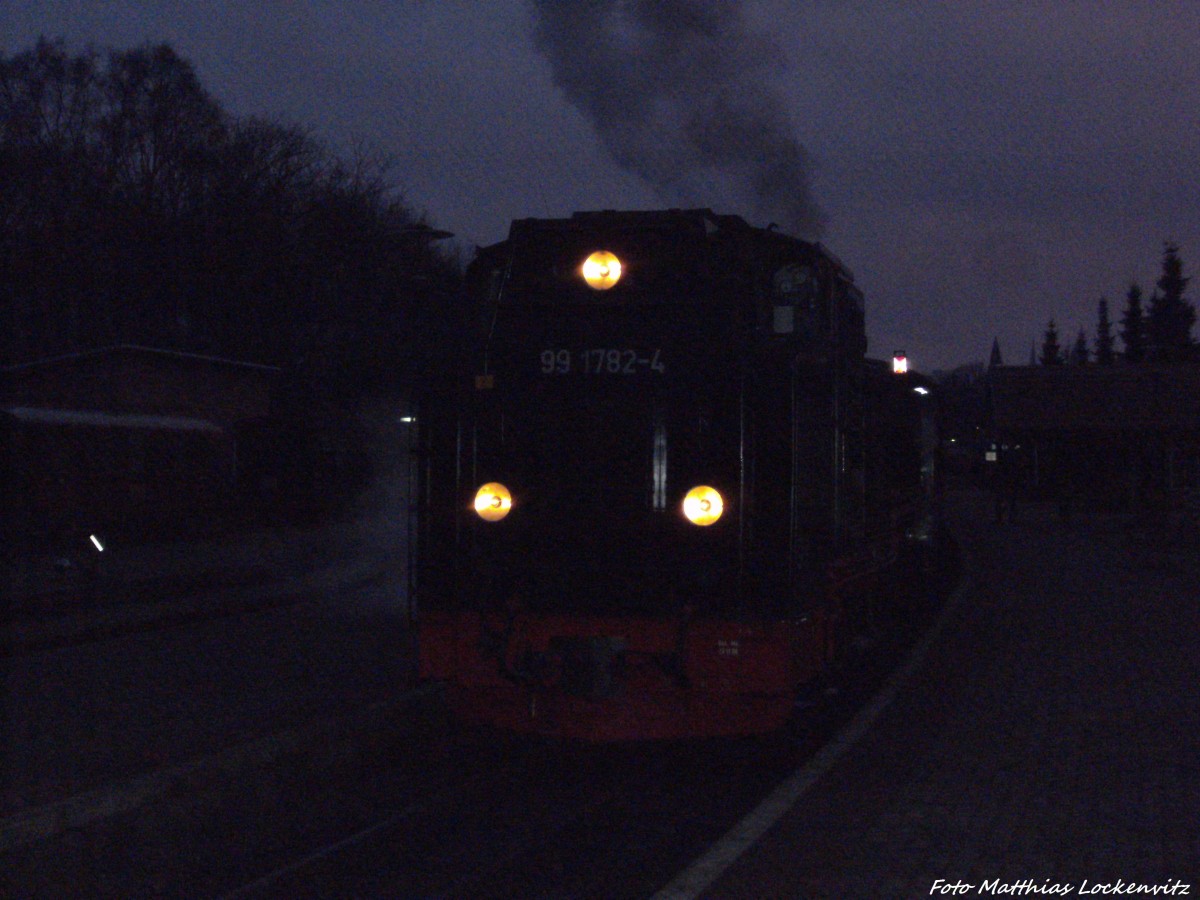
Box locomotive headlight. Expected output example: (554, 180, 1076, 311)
(682, 485, 724, 526)
(581, 250, 622, 290)
(474, 482, 513, 522)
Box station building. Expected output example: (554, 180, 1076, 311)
(988, 363, 1200, 512)
(1, 345, 279, 543)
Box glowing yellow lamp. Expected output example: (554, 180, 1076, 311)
(581, 250, 622, 290)
(474, 482, 513, 522)
(682, 485, 724, 526)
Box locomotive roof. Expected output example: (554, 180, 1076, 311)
(474, 209, 854, 282)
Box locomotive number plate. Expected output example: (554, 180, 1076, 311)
(540, 348, 665, 375)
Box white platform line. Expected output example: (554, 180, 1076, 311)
(215, 802, 423, 899)
(652, 564, 973, 900)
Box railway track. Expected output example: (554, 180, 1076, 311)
(3, 555, 956, 898)
(217, 718, 801, 899)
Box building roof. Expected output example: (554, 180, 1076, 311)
(0, 343, 279, 423)
(1, 344, 278, 374)
(991, 364, 1200, 432)
(2, 406, 223, 433)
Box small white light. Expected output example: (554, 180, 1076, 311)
(90, 534, 105, 552)
(914, 386, 929, 395)
(399, 416, 416, 423)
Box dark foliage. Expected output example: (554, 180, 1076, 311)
(1119, 283, 1146, 362)
(1094, 297, 1114, 365)
(0, 38, 462, 391)
(1147, 242, 1196, 362)
(1039, 319, 1063, 366)
(1069, 328, 1088, 365)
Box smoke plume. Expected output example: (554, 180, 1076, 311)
(529, 0, 825, 238)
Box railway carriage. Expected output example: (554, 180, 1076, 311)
(416, 209, 936, 740)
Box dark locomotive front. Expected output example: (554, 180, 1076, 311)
(417, 209, 927, 740)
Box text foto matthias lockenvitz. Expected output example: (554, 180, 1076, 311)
(930, 879, 1192, 896)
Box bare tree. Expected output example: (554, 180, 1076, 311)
(0, 38, 458, 379)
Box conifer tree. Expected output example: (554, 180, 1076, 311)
(989, 337, 1003, 369)
(1119, 283, 1146, 362)
(1069, 329, 1089, 365)
(1095, 297, 1115, 364)
(1040, 319, 1064, 365)
(1147, 243, 1195, 361)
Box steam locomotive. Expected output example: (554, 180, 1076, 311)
(416, 209, 938, 741)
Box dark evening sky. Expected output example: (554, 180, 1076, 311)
(5, 1, 1198, 372)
